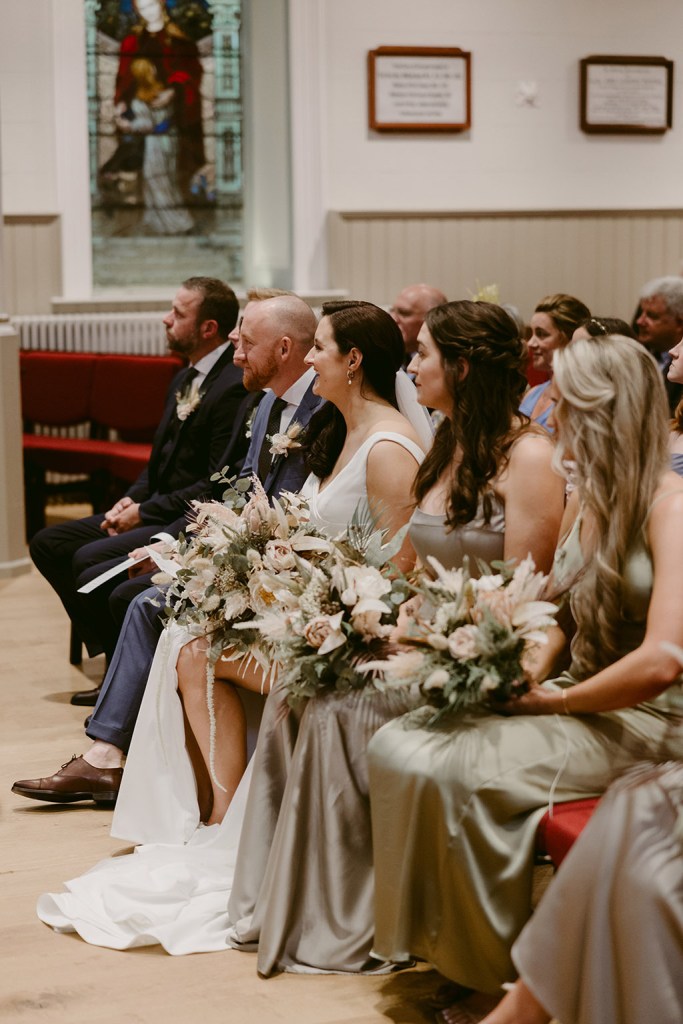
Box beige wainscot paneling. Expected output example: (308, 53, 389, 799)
(2, 214, 62, 315)
(328, 209, 683, 320)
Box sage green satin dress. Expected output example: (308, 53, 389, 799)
(367, 511, 683, 993)
(513, 760, 683, 1024)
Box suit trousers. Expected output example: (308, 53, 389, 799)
(30, 516, 164, 660)
(86, 586, 167, 753)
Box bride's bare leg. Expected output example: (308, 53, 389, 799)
(177, 639, 247, 824)
(182, 705, 214, 823)
(177, 639, 269, 825)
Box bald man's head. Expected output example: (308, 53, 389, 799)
(390, 283, 448, 352)
(234, 294, 317, 394)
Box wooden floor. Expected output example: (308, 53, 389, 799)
(1, 549, 444, 1024)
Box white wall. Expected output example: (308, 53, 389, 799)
(321, 0, 683, 212)
(0, 0, 58, 215)
(2, 0, 683, 305)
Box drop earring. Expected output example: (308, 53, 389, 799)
(347, 368, 355, 385)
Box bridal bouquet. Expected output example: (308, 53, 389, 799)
(243, 513, 412, 705)
(158, 478, 331, 673)
(365, 555, 558, 717)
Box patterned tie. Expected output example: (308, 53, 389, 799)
(257, 396, 287, 481)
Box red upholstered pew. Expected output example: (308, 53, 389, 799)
(21, 351, 183, 537)
(536, 797, 600, 868)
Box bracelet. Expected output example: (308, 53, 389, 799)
(561, 688, 572, 715)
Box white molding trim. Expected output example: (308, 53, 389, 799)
(52, 0, 92, 298)
(288, 0, 327, 291)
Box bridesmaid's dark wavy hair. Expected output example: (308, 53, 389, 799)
(413, 300, 528, 528)
(305, 300, 404, 480)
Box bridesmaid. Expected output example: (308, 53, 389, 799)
(520, 293, 590, 429)
(226, 300, 565, 977)
(368, 333, 683, 1002)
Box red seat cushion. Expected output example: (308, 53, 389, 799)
(536, 797, 600, 868)
(23, 435, 151, 478)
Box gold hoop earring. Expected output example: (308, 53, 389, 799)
(347, 369, 355, 386)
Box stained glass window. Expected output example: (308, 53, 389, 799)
(86, 0, 243, 287)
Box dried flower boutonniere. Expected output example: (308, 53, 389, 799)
(268, 420, 304, 458)
(176, 378, 203, 421)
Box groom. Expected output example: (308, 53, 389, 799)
(12, 294, 322, 806)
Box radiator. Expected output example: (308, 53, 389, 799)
(14, 313, 168, 354)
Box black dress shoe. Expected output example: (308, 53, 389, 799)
(11, 755, 122, 805)
(70, 684, 102, 707)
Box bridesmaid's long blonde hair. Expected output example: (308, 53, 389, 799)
(553, 335, 670, 677)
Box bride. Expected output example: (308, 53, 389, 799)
(37, 299, 430, 953)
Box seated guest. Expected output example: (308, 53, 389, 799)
(29, 277, 247, 701)
(367, 333, 683, 998)
(520, 294, 590, 429)
(475, 761, 683, 1024)
(12, 294, 322, 805)
(636, 275, 683, 413)
(32, 300, 430, 956)
(389, 282, 448, 364)
(667, 332, 683, 476)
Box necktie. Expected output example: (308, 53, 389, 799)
(156, 367, 201, 477)
(257, 397, 287, 480)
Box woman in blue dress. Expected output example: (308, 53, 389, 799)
(520, 293, 590, 429)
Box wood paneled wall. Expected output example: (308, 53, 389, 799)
(328, 209, 683, 321)
(2, 215, 61, 315)
(5, 209, 683, 321)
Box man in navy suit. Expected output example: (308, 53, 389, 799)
(30, 278, 247, 692)
(13, 294, 322, 805)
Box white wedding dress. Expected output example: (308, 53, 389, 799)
(36, 430, 425, 954)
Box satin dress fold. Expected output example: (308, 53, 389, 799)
(513, 760, 683, 1024)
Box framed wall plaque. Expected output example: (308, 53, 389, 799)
(368, 46, 471, 132)
(580, 55, 674, 134)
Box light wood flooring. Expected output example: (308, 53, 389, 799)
(0, 508, 553, 1024)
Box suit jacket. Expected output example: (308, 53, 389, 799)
(240, 381, 325, 499)
(125, 345, 247, 524)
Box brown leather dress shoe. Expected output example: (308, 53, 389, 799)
(11, 755, 122, 805)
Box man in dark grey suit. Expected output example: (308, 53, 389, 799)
(635, 275, 683, 413)
(13, 294, 322, 806)
(29, 278, 247, 687)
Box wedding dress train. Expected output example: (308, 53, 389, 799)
(37, 624, 262, 953)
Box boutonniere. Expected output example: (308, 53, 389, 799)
(176, 378, 203, 421)
(268, 420, 304, 458)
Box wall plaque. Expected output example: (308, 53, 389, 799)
(368, 46, 471, 132)
(580, 55, 673, 134)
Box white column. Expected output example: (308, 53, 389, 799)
(52, 0, 92, 300)
(287, 0, 328, 292)
(0, 90, 30, 577)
